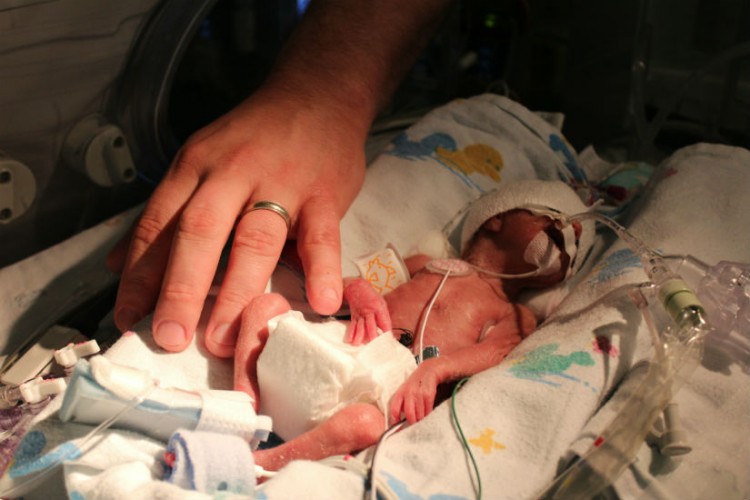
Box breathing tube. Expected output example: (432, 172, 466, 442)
(537, 211, 715, 499)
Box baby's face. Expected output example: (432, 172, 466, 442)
(490, 209, 580, 286)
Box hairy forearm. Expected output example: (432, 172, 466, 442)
(263, 0, 453, 134)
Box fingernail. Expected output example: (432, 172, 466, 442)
(210, 323, 236, 347)
(155, 321, 186, 348)
(115, 308, 143, 331)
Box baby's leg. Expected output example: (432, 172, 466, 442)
(254, 403, 385, 471)
(234, 293, 292, 407)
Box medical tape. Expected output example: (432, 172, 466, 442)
(559, 223, 579, 278)
(520, 204, 579, 278)
(353, 244, 410, 294)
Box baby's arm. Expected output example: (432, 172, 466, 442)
(342, 253, 431, 345)
(389, 303, 536, 424)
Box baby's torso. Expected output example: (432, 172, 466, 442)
(384, 263, 513, 355)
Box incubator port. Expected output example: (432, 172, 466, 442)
(0, 154, 36, 225)
(62, 115, 137, 188)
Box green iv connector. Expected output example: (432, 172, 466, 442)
(658, 277, 707, 330)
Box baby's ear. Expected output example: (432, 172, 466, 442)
(482, 215, 504, 232)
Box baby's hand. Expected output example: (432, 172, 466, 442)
(389, 360, 440, 424)
(343, 278, 392, 345)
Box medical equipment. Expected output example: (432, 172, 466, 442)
(60, 355, 272, 446)
(0, 326, 82, 388)
(162, 429, 259, 495)
(0, 335, 99, 409)
(535, 212, 750, 499)
(0, 283, 108, 409)
(451, 377, 482, 499)
(0, 367, 157, 499)
(61, 114, 137, 188)
(523, 230, 562, 276)
(0, 354, 274, 498)
(0, 377, 67, 409)
(0, 152, 36, 226)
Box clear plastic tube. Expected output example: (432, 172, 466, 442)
(568, 212, 709, 330)
(537, 212, 713, 499)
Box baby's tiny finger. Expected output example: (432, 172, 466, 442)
(404, 397, 417, 424)
(375, 307, 392, 334)
(365, 314, 378, 341)
(344, 321, 355, 344)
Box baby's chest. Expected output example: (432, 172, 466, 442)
(432, 279, 511, 320)
(387, 274, 510, 328)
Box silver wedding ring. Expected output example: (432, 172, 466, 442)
(245, 200, 292, 232)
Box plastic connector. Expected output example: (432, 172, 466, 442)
(698, 260, 750, 336)
(18, 377, 67, 404)
(659, 403, 691, 456)
(54, 340, 101, 368)
(0, 325, 84, 386)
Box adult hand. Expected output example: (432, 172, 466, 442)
(111, 85, 367, 357)
(110, 0, 453, 356)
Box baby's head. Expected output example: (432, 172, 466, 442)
(460, 180, 594, 289)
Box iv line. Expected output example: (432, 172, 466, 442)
(416, 268, 452, 364)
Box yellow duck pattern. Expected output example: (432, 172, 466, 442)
(436, 144, 503, 182)
(389, 131, 504, 191)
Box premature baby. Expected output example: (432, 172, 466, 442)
(234, 180, 592, 471)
